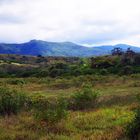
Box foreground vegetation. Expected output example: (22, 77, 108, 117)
(0, 74, 139, 140)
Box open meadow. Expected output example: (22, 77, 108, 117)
(0, 74, 140, 140)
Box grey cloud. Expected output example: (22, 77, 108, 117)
(0, 14, 24, 24)
(0, 0, 140, 46)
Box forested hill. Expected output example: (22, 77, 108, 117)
(0, 40, 140, 57)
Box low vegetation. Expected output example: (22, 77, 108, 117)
(0, 87, 27, 116)
(31, 95, 68, 124)
(0, 48, 139, 139)
(70, 84, 99, 110)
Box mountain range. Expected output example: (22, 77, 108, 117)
(0, 40, 140, 57)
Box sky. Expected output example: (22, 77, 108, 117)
(0, 0, 140, 46)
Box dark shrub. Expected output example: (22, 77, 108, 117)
(54, 63, 68, 69)
(7, 79, 26, 85)
(36, 69, 49, 77)
(48, 69, 64, 78)
(100, 69, 109, 75)
(120, 65, 133, 75)
(126, 109, 140, 140)
(0, 88, 27, 115)
(82, 68, 94, 75)
(71, 68, 82, 76)
(126, 94, 140, 140)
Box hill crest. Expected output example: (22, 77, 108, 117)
(0, 40, 140, 57)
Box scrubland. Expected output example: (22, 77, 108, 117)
(0, 74, 139, 140)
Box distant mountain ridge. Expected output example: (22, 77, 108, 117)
(0, 40, 140, 57)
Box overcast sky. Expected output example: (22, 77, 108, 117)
(0, 0, 140, 46)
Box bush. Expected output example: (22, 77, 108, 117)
(31, 95, 68, 124)
(7, 79, 26, 85)
(48, 69, 64, 78)
(71, 68, 82, 76)
(99, 69, 109, 75)
(82, 68, 94, 75)
(70, 85, 99, 110)
(0, 88, 27, 115)
(120, 65, 133, 75)
(35, 69, 49, 77)
(126, 95, 140, 139)
(126, 109, 140, 140)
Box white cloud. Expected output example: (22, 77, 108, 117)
(0, 0, 140, 46)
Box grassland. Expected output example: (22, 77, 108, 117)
(0, 74, 139, 140)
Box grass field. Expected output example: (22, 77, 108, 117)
(0, 74, 140, 140)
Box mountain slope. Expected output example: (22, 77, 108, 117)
(0, 40, 140, 57)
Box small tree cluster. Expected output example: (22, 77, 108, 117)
(111, 47, 124, 56)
